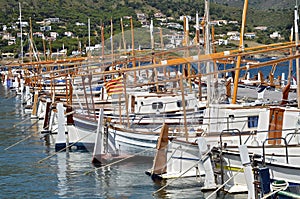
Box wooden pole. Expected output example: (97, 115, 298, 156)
(120, 18, 127, 55)
(232, 0, 248, 104)
(29, 17, 33, 62)
(110, 18, 114, 65)
(294, 6, 300, 108)
(288, 27, 293, 84)
(179, 75, 188, 141)
(130, 17, 136, 82)
(101, 23, 105, 61)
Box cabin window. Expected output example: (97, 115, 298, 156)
(152, 102, 163, 110)
(248, 116, 259, 128)
(177, 100, 188, 107)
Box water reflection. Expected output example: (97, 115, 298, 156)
(0, 85, 247, 199)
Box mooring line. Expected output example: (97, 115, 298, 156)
(152, 147, 213, 195)
(205, 167, 243, 199)
(37, 130, 95, 164)
(4, 119, 39, 150)
(152, 157, 206, 196)
(13, 117, 32, 128)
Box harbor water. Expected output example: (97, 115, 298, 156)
(0, 84, 247, 198)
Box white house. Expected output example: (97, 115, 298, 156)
(179, 16, 192, 21)
(64, 31, 74, 37)
(254, 26, 268, 31)
(50, 32, 59, 39)
(75, 22, 85, 26)
(40, 26, 51, 31)
(270, 31, 281, 39)
(244, 32, 256, 39)
(33, 32, 44, 37)
(16, 21, 29, 27)
(218, 39, 228, 45)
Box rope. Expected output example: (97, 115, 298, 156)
(206, 167, 243, 199)
(262, 180, 289, 199)
(37, 129, 95, 164)
(0, 93, 17, 104)
(4, 119, 39, 150)
(13, 117, 32, 128)
(152, 148, 212, 196)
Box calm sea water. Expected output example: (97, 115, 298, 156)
(0, 84, 247, 199)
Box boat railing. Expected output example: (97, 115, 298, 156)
(262, 137, 289, 166)
(219, 128, 242, 184)
(284, 130, 300, 144)
(220, 129, 242, 148)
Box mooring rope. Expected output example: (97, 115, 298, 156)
(262, 180, 289, 199)
(152, 148, 213, 196)
(206, 167, 243, 199)
(37, 130, 95, 164)
(13, 117, 32, 128)
(4, 119, 39, 150)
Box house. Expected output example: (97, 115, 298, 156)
(179, 16, 192, 21)
(165, 34, 184, 47)
(244, 32, 256, 39)
(254, 26, 268, 31)
(8, 37, 16, 45)
(270, 31, 281, 39)
(33, 32, 44, 37)
(137, 13, 146, 21)
(50, 32, 59, 39)
(45, 18, 59, 23)
(156, 18, 167, 23)
(167, 22, 183, 29)
(64, 31, 74, 37)
(75, 22, 85, 26)
(218, 39, 228, 45)
(40, 26, 51, 31)
(227, 31, 240, 41)
(1, 52, 15, 59)
(154, 12, 165, 18)
(16, 21, 29, 28)
(228, 21, 239, 25)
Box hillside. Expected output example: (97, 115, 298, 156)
(213, 0, 296, 10)
(0, 0, 296, 55)
(0, 0, 295, 26)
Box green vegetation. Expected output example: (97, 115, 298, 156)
(0, 0, 296, 56)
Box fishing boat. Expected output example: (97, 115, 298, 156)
(147, 1, 300, 197)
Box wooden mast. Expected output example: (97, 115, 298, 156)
(232, 0, 248, 104)
(29, 17, 33, 62)
(19, 2, 23, 63)
(204, 0, 212, 104)
(179, 75, 188, 141)
(120, 18, 127, 56)
(130, 17, 136, 82)
(294, 6, 300, 108)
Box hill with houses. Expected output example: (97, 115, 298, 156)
(0, 0, 296, 58)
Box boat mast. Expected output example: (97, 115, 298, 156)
(19, 2, 23, 63)
(232, 0, 249, 104)
(205, 0, 213, 104)
(88, 18, 91, 57)
(295, 5, 300, 108)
